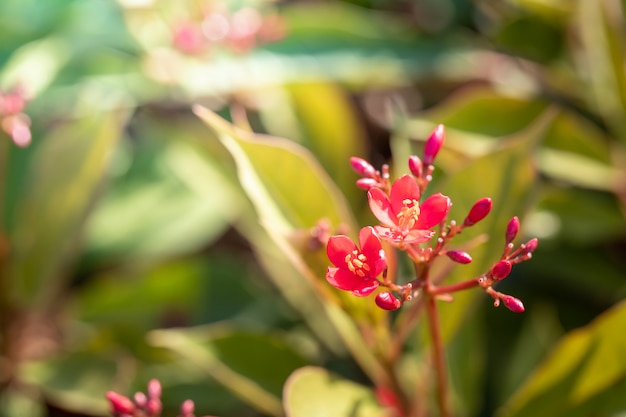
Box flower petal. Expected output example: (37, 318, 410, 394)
(326, 268, 371, 292)
(350, 280, 379, 297)
(390, 175, 420, 214)
(326, 235, 357, 267)
(403, 229, 435, 243)
(359, 226, 386, 276)
(415, 193, 451, 229)
(368, 188, 396, 227)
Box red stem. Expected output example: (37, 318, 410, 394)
(424, 292, 451, 417)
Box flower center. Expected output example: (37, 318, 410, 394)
(345, 250, 371, 277)
(396, 199, 420, 232)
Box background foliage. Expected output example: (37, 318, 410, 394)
(1, 0, 625, 416)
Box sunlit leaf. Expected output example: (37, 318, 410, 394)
(149, 327, 309, 417)
(283, 366, 383, 417)
(500, 301, 626, 417)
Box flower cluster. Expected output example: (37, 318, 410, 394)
(106, 379, 214, 417)
(326, 125, 537, 312)
(0, 85, 31, 147)
(171, 3, 286, 55)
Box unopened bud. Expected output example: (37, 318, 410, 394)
(463, 198, 492, 226)
(147, 398, 162, 416)
(375, 292, 402, 311)
(106, 392, 136, 415)
(134, 392, 147, 408)
(408, 155, 423, 178)
(350, 157, 377, 178)
(501, 295, 525, 313)
(522, 238, 538, 254)
(490, 260, 512, 280)
(446, 250, 472, 264)
(506, 216, 520, 243)
(148, 379, 161, 399)
(423, 124, 445, 165)
(356, 178, 379, 190)
(180, 399, 195, 417)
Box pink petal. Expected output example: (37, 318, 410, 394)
(403, 229, 435, 243)
(350, 280, 379, 297)
(368, 188, 396, 227)
(326, 268, 371, 292)
(374, 226, 403, 244)
(359, 227, 386, 276)
(390, 175, 420, 214)
(415, 193, 451, 229)
(326, 235, 357, 267)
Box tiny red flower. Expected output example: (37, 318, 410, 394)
(326, 226, 386, 296)
(367, 175, 451, 244)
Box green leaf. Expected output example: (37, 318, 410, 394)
(149, 327, 309, 417)
(500, 301, 626, 417)
(283, 366, 384, 417)
(18, 353, 117, 415)
(193, 106, 387, 383)
(9, 103, 129, 307)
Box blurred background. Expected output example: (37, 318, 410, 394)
(1, 0, 625, 416)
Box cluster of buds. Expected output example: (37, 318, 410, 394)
(106, 379, 212, 417)
(325, 124, 537, 313)
(172, 3, 286, 55)
(0, 85, 31, 147)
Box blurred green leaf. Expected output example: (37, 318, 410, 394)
(149, 326, 309, 417)
(9, 103, 129, 307)
(577, 0, 626, 142)
(19, 353, 117, 415)
(500, 301, 626, 417)
(283, 366, 383, 417)
(0, 387, 45, 417)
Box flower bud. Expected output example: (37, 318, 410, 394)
(148, 379, 161, 399)
(134, 392, 147, 408)
(501, 295, 525, 313)
(356, 178, 379, 190)
(180, 399, 195, 417)
(523, 238, 538, 254)
(446, 250, 472, 264)
(408, 155, 423, 178)
(463, 198, 492, 226)
(350, 157, 377, 178)
(505, 216, 520, 243)
(490, 260, 512, 280)
(375, 292, 402, 311)
(106, 392, 136, 415)
(423, 124, 445, 165)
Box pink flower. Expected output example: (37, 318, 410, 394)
(326, 226, 386, 297)
(367, 175, 451, 244)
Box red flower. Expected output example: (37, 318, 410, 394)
(367, 175, 451, 244)
(326, 226, 386, 296)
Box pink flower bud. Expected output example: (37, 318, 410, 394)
(463, 198, 492, 226)
(423, 124, 445, 165)
(506, 216, 520, 243)
(375, 292, 401, 311)
(134, 392, 147, 408)
(490, 260, 512, 280)
(180, 399, 195, 416)
(148, 379, 161, 399)
(106, 392, 136, 415)
(350, 157, 377, 178)
(446, 250, 472, 264)
(523, 238, 538, 254)
(408, 155, 423, 178)
(147, 398, 162, 416)
(356, 178, 379, 190)
(501, 295, 525, 313)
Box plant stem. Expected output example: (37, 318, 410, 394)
(430, 278, 479, 296)
(424, 292, 451, 417)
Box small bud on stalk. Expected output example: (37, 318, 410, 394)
(490, 260, 512, 281)
(356, 178, 379, 190)
(375, 292, 402, 310)
(506, 216, 520, 243)
(445, 250, 473, 264)
(423, 124, 445, 165)
(350, 157, 377, 178)
(464, 198, 492, 227)
(501, 295, 525, 313)
(408, 155, 423, 178)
